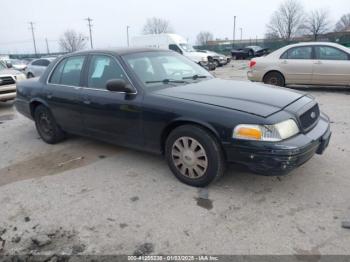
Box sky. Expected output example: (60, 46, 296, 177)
(0, 0, 349, 54)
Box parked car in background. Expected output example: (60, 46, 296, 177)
(25, 57, 56, 78)
(0, 60, 26, 102)
(248, 42, 350, 87)
(15, 48, 331, 187)
(198, 50, 231, 67)
(131, 34, 216, 70)
(3, 59, 28, 71)
(231, 46, 269, 60)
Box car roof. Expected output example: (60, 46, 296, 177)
(71, 47, 169, 56)
(287, 42, 344, 48)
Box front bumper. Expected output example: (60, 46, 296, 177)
(223, 114, 331, 175)
(0, 84, 16, 101)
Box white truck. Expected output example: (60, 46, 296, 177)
(131, 34, 215, 70)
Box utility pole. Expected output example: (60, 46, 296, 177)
(232, 16, 237, 48)
(45, 38, 50, 54)
(240, 28, 243, 42)
(29, 22, 37, 55)
(85, 17, 94, 49)
(126, 25, 130, 47)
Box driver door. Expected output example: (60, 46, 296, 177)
(80, 54, 143, 148)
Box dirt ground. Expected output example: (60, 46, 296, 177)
(0, 61, 350, 257)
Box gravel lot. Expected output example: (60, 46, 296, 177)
(0, 61, 350, 256)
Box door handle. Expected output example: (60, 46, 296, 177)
(281, 60, 288, 64)
(314, 61, 322, 65)
(46, 93, 53, 99)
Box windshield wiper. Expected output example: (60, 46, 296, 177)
(145, 79, 188, 84)
(182, 74, 208, 80)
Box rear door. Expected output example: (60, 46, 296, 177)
(45, 55, 86, 132)
(312, 45, 350, 86)
(279, 46, 314, 85)
(80, 54, 143, 147)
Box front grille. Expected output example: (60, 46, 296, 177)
(0, 76, 15, 86)
(0, 89, 16, 95)
(299, 104, 320, 132)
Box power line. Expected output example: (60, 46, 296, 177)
(29, 22, 37, 54)
(85, 17, 94, 49)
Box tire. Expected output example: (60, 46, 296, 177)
(34, 105, 65, 144)
(27, 72, 34, 78)
(165, 125, 225, 187)
(263, 71, 285, 87)
(214, 60, 219, 67)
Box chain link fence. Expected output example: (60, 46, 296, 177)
(194, 31, 350, 55)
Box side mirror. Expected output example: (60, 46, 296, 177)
(6, 62, 12, 68)
(106, 79, 135, 93)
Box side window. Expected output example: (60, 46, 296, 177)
(87, 55, 128, 89)
(49, 56, 85, 86)
(316, 46, 349, 60)
(49, 59, 66, 84)
(169, 44, 183, 54)
(32, 59, 43, 66)
(283, 46, 313, 60)
(41, 59, 51, 66)
(60, 56, 85, 86)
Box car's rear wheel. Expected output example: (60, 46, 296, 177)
(165, 125, 225, 187)
(34, 105, 65, 144)
(263, 72, 285, 87)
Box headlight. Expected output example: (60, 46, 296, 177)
(201, 57, 208, 62)
(15, 73, 26, 81)
(233, 119, 299, 141)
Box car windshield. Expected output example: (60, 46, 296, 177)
(0, 62, 6, 70)
(179, 43, 195, 52)
(247, 46, 262, 51)
(123, 51, 213, 90)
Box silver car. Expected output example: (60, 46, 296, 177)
(25, 57, 56, 78)
(248, 42, 350, 87)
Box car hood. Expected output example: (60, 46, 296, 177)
(153, 78, 305, 117)
(0, 68, 23, 76)
(185, 51, 208, 61)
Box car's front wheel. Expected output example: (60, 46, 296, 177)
(165, 125, 225, 187)
(27, 72, 34, 78)
(34, 105, 65, 144)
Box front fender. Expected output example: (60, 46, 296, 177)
(166, 116, 221, 139)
